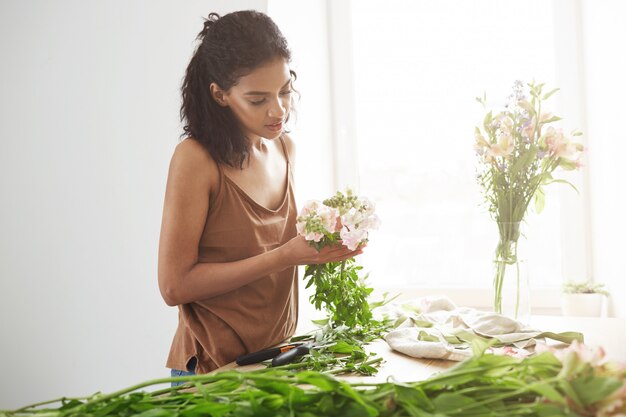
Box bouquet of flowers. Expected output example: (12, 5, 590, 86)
(296, 189, 380, 328)
(474, 81, 585, 316)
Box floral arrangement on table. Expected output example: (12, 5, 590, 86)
(474, 81, 585, 317)
(7, 339, 625, 416)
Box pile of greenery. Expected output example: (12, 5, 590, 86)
(5, 340, 624, 417)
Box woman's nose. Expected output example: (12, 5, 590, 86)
(268, 99, 287, 118)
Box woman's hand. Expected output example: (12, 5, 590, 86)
(278, 235, 365, 266)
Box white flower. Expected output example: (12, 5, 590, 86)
(340, 227, 368, 251)
(296, 200, 340, 242)
(318, 205, 339, 233)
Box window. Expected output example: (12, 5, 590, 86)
(349, 1, 574, 290)
(270, 1, 590, 301)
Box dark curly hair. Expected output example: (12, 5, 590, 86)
(180, 10, 296, 168)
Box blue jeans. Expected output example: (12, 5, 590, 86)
(170, 357, 197, 387)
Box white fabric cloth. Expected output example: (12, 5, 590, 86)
(382, 295, 581, 361)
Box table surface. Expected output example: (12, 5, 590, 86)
(217, 315, 626, 383)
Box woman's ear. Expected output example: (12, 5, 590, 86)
(210, 83, 228, 107)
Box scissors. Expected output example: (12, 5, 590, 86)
(235, 342, 320, 367)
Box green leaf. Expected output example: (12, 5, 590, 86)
(558, 380, 584, 408)
(525, 351, 563, 368)
(432, 393, 481, 413)
(542, 88, 560, 100)
(296, 371, 340, 391)
(259, 393, 285, 410)
(510, 145, 537, 177)
(180, 403, 236, 417)
(559, 159, 578, 171)
(535, 331, 584, 344)
(417, 330, 440, 343)
(328, 341, 359, 354)
(483, 111, 493, 133)
(570, 375, 623, 406)
(317, 394, 336, 414)
(134, 409, 176, 417)
(59, 399, 85, 410)
(529, 382, 565, 403)
(410, 318, 434, 328)
(518, 99, 535, 115)
(534, 187, 545, 214)
(335, 381, 379, 417)
(541, 116, 562, 124)
(442, 334, 463, 344)
(335, 401, 378, 417)
(535, 403, 573, 416)
(394, 385, 433, 412)
(544, 178, 579, 194)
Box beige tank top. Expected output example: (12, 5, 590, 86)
(166, 137, 299, 373)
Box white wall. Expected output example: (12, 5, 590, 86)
(580, 0, 626, 317)
(267, 1, 337, 327)
(0, 0, 266, 409)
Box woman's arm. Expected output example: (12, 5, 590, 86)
(157, 139, 361, 307)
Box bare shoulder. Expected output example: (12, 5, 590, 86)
(169, 138, 219, 190)
(281, 133, 296, 164)
(173, 137, 215, 166)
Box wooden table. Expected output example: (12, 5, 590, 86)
(528, 315, 626, 361)
(217, 315, 626, 382)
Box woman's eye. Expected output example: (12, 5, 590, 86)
(250, 91, 290, 106)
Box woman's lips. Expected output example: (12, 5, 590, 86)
(265, 121, 283, 132)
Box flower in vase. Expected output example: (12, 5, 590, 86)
(474, 81, 585, 316)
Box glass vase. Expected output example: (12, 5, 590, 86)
(492, 221, 530, 323)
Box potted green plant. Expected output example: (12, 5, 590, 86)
(561, 280, 609, 317)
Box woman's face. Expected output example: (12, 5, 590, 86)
(214, 57, 292, 141)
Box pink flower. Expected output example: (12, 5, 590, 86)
(296, 221, 306, 236)
(299, 200, 322, 217)
(490, 346, 531, 358)
(296, 200, 339, 242)
(536, 340, 606, 367)
(341, 207, 367, 229)
(318, 206, 339, 233)
(542, 127, 585, 168)
(499, 115, 514, 132)
(522, 117, 537, 141)
(296, 191, 379, 249)
(540, 111, 554, 123)
(487, 133, 514, 158)
(304, 230, 324, 242)
(340, 227, 368, 250)
(474, 131, 490, 154)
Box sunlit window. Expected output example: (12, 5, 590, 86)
(350, 0, 564, 288)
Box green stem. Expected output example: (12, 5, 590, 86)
(10, 396, 93, 413)
(147, 356, 383, 398)
(515, 258, 521, 319)
(444, 376, 561, 415)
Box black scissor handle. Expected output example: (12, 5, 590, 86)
(271, 344, 311, 367)
(236, 343, 302, 366)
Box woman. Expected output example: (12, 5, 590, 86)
(158, 10, 363, 382)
